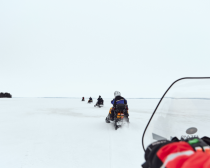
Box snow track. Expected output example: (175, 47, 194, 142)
(0, 98, 158, 168)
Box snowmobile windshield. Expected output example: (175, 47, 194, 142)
(142, 77, 210, 151)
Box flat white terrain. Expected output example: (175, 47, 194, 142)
(0, 98, 159, 168)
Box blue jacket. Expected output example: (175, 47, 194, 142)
(111, 96, 127, 107)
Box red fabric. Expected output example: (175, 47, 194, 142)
(182, 152, 210, 168)
(157, 142, 194, 162)
(167, 155, 191, 168)
(204, 157, 210, 168)
(156, 142, 210, 168)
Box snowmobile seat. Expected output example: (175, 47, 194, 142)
(116, 104, 126, 109)
(115, 104, 127, 112)
(98, 100, 103, 105)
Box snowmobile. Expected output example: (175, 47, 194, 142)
(94, 102, 103, 107)
(94, 99, 104, 108)
(142, 77, 210, 151)
(88, 99, 93, 103)
(81, 97, 85, 101)
(106, 104, 129, 130)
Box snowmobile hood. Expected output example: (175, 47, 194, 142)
(142, 77, 210, 151)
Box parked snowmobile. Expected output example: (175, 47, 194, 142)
(141, 77, 210, 167)
(106, 104, 129, 130)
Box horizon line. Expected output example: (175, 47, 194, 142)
(11, 97, 161, 99)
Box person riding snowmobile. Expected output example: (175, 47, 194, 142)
(82, 97, 85, 101)
(106, 91, 129, 122)
(96, 96, 103, 106)
(88, 97, 93, 103)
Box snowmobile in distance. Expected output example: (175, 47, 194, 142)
(106, 104, 129, 130)
(94, 96, 104, 107)
(81, 97, 85, 101)
(88, 97, 93, 103)
(94, 100, 103, 107)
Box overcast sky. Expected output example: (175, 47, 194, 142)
(1, 0, 210, 98)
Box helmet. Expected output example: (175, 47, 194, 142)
(114, 91, 121, 97)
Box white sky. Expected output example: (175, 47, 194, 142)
(1, 0, 210, 98)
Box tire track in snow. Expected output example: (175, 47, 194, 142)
(107, 120, 113, 168)
(107, 120, 137, 168)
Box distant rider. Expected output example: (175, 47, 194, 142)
(82, 97, 85, 101)
(106, 91, 129, 122)
(88, 97, 93, 103)
(96, 96, 103, 105)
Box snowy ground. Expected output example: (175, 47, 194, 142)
(0, 98, 159, 168)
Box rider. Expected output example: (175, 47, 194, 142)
(106, 91, 129, 122)
(96, 95, 103, 105)
(88, 97, 93, 103)
(82, 97, 85, 101)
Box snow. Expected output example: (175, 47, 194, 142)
(0, 98, 159, 168)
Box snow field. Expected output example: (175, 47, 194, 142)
(0, 98, 159, 168)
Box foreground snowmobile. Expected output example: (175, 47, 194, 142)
(141, 77, 210, 168)
(106, 104, 129, 130)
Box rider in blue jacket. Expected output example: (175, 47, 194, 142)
(106, 91, 129, 122)
(111, 93, 127, 108)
